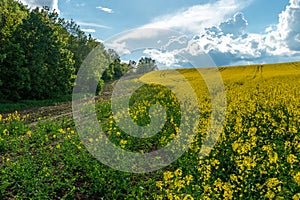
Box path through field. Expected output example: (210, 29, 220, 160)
(2, 82, 114, 127)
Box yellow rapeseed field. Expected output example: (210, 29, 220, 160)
(1, 61, 299, 199)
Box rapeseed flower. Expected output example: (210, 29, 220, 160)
(293, 172, 300, 186)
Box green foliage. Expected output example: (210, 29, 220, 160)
(11, 7, 76, 100)
(0, 0, 28, 44)
(0, 95, 71, 113)
(0, 0, 29, 100)
(0, 1, 128, 101)
(62, 20, 100, 73)
(136, 57, 158, 74)
(102, 49, 131, 82)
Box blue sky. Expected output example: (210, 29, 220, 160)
(59, 0, 289, 39)
(20, 0, 300, 67)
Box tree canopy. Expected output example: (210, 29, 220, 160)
(0, 0, 157, 101)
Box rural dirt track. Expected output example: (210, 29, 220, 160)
(2, 83, 114, 127)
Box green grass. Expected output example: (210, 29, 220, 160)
(0, 95, 72, 113)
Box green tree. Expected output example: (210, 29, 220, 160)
(136, 57, 157, 74)
(12, 7, 75, 99)
(0, 1, 123, 101)
(101, 49, 131, 81)
(77, 42, 110, 95)
(62, 20, 100, 73)
(0, 0, 29, 100)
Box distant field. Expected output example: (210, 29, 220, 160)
(1, 62, 300, 199)
(142, 61, 300, 87)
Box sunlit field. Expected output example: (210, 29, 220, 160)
(1, 62, 300, 199)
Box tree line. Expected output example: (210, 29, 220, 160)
(0, 0, 157, 102)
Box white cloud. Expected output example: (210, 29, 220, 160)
(106, 0, 300, 66)
(105, 0, 252, 58)
(276, 0, 300, 51)
(142, 0, 253, 33)
(177, 0, 300, 66)
(20, 0, 60, 14)
(105, 0, 253, 64)
(219, 12, 248, 36)
(106, 41, 131, 55)
(104, 28, 177, 56)
(81, 28, 96, 33)
(96, 6, 114, 13)
(77, 22, 112, 29)
(143, 49, 179, 67)
(96, 39, 104, 43)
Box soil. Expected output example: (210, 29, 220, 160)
(2, 82, 114, 125)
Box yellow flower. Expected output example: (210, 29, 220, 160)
(169, 134, 176, 139)
(3, 129, 9, 136)
(248, 127, 257, 136)
(26, 130, 32, 137)
(120, 139, 127, 148)
(265, 190, 275, 199)
(211, 159, 220, 169)
(293, 193, 300, 200)
(230, 174, 238, 183)
(163, 171, 174, 181)
(56, 144, 61, 149)
(174, 179, 185, 190)
(293, 172, 300, 186)
(167, 191, 173, 200)
(232, 141, 239, 152)
(203, 184, 212, 193)
(42, 167, 48, 171)
(269, 152, 278, 164)
(266, 178, 281, 188)
(287, 154, 299, 165)
(174, 168, 182, 177)
(285, 141, 292, 150)
(185, 175, 193, 185)
(59, 128, 65, 134)
(156, 181, 163, 190)
(0, 114, 2, 121)
(183, 194, 194, 200)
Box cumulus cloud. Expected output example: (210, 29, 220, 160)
(143, 49, 179, 67)
(96, 6, 114, 14)
(178, 0, 300, 66)
(203, 12, 248, 39)
(106, 0, 252, 62)
(20, 0, 60, 13)
(219, 12, 248, 36)
(142, 0, 253, 33)
(108, 0, 300, 67)
(276, 0, 300, 51)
